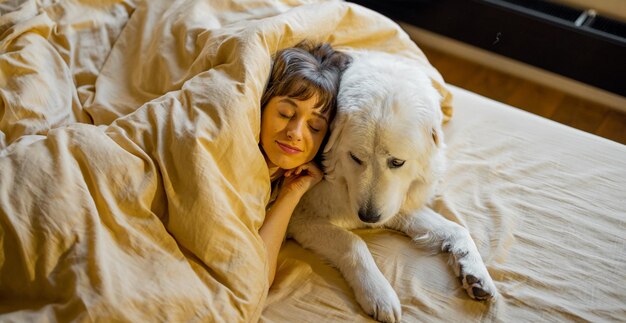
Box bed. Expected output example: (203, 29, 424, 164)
(1, 0, 625, 322)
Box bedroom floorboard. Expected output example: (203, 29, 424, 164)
(419, 46, 626, 145)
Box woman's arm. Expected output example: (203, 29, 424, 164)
(259, 162, 323, 287)
(259, 189, 302, 287)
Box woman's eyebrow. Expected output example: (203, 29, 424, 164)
(312, 111, 329, 124)
(279, 98, 298, 107)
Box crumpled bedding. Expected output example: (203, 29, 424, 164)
(0, 0, 449, 321)
(262, 86, 626, 322)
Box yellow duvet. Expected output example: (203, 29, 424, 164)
(0, 0, 449, 321)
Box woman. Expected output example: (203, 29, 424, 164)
(258, 42, 351, 286)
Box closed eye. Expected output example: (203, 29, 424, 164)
(308, 124, 321, 133)
(349, 152, 363, 165)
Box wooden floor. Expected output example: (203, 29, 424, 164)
(419, 46, 626, 145)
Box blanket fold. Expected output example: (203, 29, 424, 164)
(0, 0, 452, 321)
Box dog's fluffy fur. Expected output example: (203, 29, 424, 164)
(288, 50, 497, 323)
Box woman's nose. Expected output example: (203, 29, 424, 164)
(286, 118, 304, 141)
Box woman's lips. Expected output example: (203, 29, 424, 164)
(276, 141, 302, 154)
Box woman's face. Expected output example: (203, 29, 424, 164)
(261, 95, 330, 170)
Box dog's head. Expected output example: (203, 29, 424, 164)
(322, 51, 447, 226)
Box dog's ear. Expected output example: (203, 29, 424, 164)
(323, 113, 349, 154)
(321, 112, 349, 180)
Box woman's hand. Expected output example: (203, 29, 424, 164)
(279, 162, 324, 198)
(261, 161, 323, 286)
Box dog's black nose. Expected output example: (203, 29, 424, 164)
(358, 207, 381, 223)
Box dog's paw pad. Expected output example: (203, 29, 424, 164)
(461, 273, 495, 301)
(471, 286, 491, 300)
(466, 274, 479, 285)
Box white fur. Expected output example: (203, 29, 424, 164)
(288, 51, 497, 322)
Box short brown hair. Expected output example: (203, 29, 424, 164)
(261, 42, 351, 123)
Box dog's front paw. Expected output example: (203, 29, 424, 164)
(452, 253, 497, 301)
(461, 272, 496, 301)
(354, 278, 402, 323)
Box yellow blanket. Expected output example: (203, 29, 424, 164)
(0, 0, 449, 321)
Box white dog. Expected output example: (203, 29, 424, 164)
(287, 50, 497, 322)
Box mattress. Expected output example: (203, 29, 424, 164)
(262, 85, 626, 322)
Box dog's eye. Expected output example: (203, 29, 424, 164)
(389, 158, 405, 169)
(349, 152, 363, 165)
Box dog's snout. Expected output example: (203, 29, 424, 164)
(358, 204, 381, 223)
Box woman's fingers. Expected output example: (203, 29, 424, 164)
(307, 162, 321, 174)
(286, 164, 307, 177)
(284, 162, 322, 179)
(295, 165, 306, 175)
